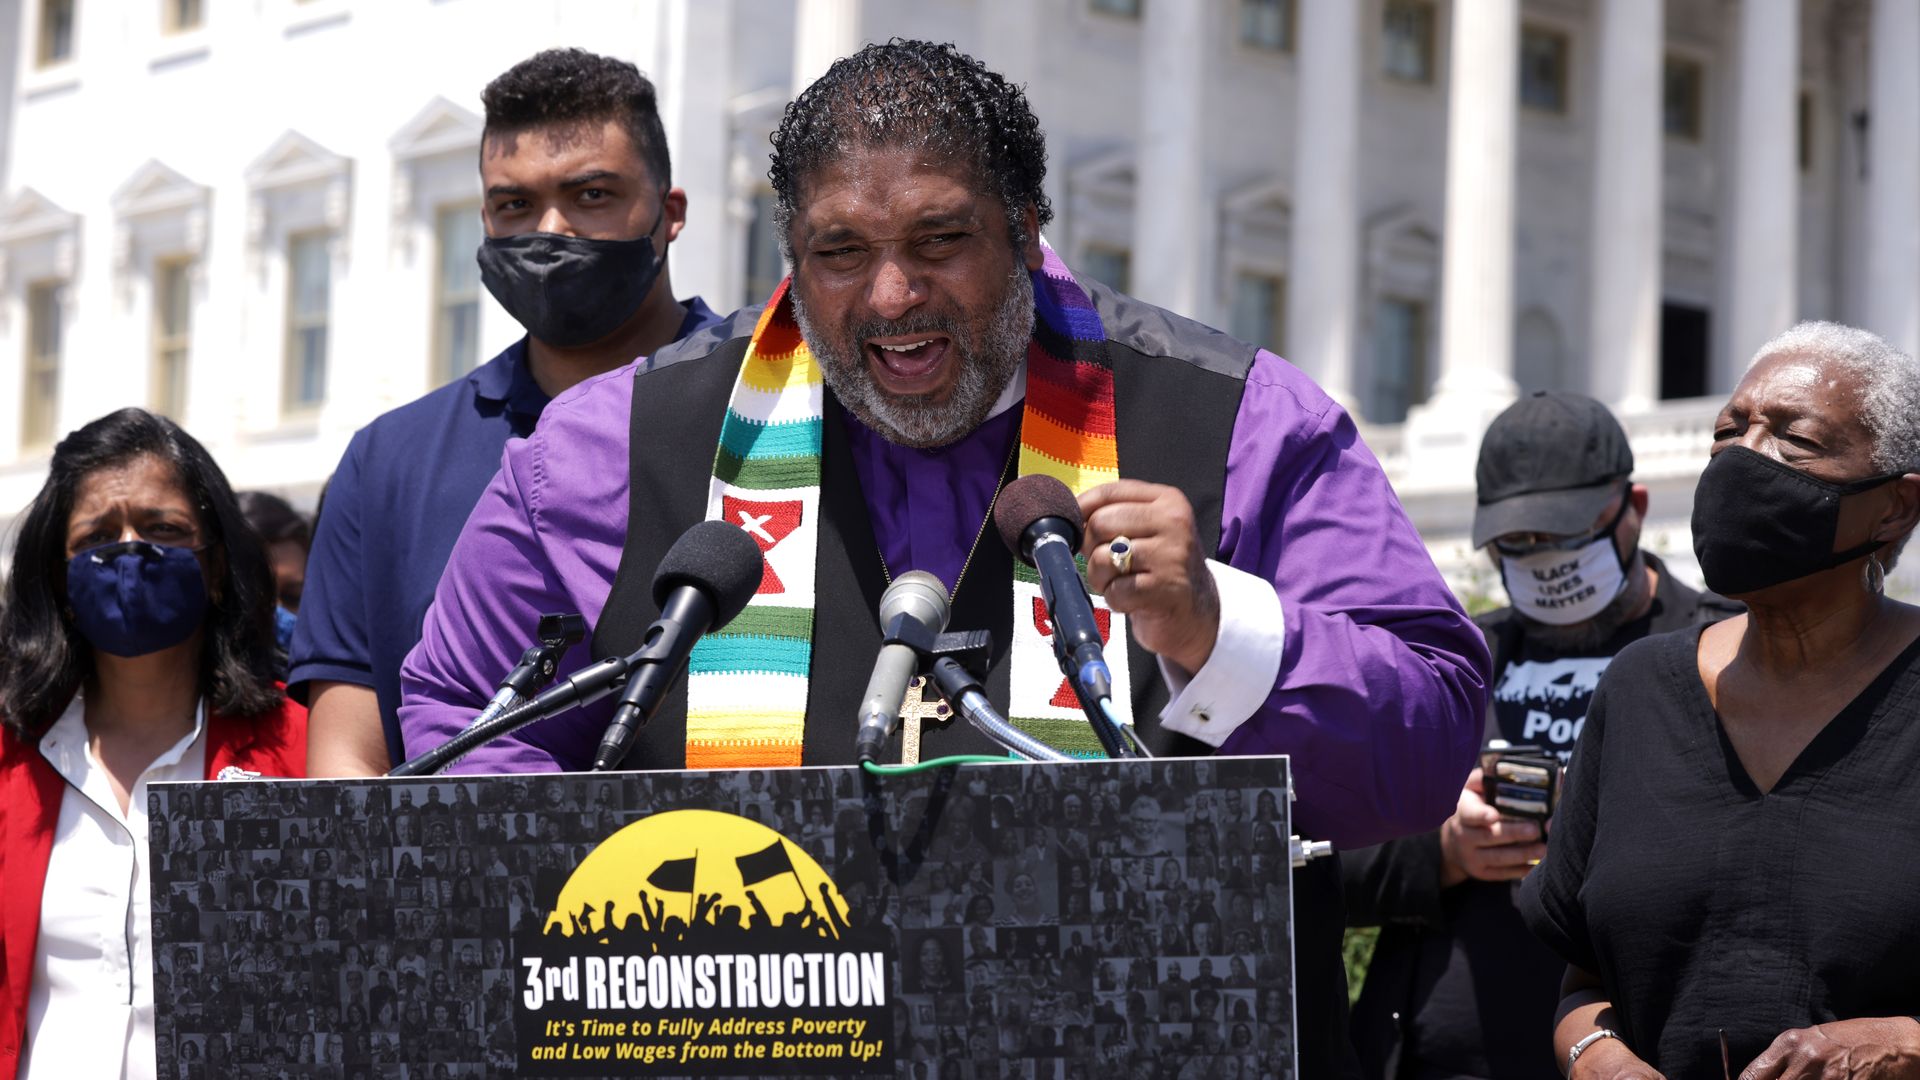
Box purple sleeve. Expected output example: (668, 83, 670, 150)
(396, 370, 639, 773)
(1215, 351, 1491, 849)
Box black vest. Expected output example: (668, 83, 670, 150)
(592, 281, 1251, 765)
(592, 284, 1360, 1078)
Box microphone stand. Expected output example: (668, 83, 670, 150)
(389, 623, 683, 778)
(465, 613, 587, 731)
(879, 629, 1073, 763)
(924, 652, 1072, 762)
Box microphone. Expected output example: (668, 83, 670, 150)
(854, 571, 951, 763)
(591, 520, 765, 771)
(993, 474, 1129, 758)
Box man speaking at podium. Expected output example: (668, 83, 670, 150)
(399, 40, 1490, 1075)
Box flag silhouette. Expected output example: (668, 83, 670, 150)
(735, 840, 795, 886)
(647, 855, 698, 893)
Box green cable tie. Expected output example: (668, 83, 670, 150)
(860, 755, 1010, 776)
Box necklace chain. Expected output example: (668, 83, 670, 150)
(877, 431, 1022, 599)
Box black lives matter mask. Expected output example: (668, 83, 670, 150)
(476, 206, 665, 348)
(1691, 445, 1898, 595)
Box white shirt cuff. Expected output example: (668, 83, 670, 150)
(1156, 559, 1285, 747)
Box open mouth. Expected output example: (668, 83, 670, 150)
(864, 335, 954, 393)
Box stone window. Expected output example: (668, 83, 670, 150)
(23, 281, 66, 449)
(743, 191, 786, 310)
(1368, 296, 1427, 424)
(164, 0, 204, 34)
(1664, 55, 1705, 140)
(37, 0, 77, 67)
(1382, 0, 1436, 85)
(1519, 25, 1570, 114)
(1798, 90, 1814, 173)
(1080, 246, 1132, 295)
(1240, 0, 1293, 53)
(152, 258, 193, 420)
(1659, 302, 1710, 400)
(284, 232, 332, 413)
(433, 205, 483, 384)
(1230, 272, 1286, 352)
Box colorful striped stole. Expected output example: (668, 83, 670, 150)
(687, 245, 1130, 767)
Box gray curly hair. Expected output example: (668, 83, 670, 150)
(1749, 321, 1920, 473)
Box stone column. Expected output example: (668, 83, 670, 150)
(976, 0, 1062, 239)
(1131, 0, 1210, 319)
(1588, 0, 1664, 410)
(1287, 0, 1362, 403)
(1401, 0, 1519, 487)
(1722, 0, 1799, 387)
(1867, 0, 1920, 358)
(1433, 0, 1521, 405)
(791, 0, 862, 97)
(660, 0, 735, 308)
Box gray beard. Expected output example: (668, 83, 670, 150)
(1520, 549, 1653, 652)
(793, 263, 1034, 449)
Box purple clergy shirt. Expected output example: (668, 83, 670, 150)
(841, 405, 1022, 592)
(398, 349, 1490, 849)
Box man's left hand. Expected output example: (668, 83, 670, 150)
(1740, 1018, 1920, 1080)
(1079, 480, 1220, 674)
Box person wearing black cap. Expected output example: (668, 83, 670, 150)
(1342, 391, 1737, 1080)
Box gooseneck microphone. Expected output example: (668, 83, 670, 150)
(854, 572, 952, 763)
(993, 474, 1130, 758)
(593, 520, 766, 771)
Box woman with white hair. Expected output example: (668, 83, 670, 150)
(1522, 322, 1920, 1078)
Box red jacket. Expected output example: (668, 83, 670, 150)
(0, 697, 306, 1079)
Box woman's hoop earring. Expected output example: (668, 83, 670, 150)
(1863, 553, 1887, 596)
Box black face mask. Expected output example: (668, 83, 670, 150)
(1691, 445, 1898, 595)
(475, 206, 665, 348)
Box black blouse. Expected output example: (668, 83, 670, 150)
(1520, 624, 1920, 1077)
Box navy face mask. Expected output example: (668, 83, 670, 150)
(67, 540, 208, 657)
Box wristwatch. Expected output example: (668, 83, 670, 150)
(1567, 1028, 1621, 1074)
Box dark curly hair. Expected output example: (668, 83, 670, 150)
(481, 48, 671, 188)
(0, 408, 284, 738)
(769, 39, 1052, 257)
(237, 490, 309, 550)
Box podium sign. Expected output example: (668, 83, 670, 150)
(151, 756, 1294, 1078)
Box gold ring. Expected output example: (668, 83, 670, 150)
(1110, 536, 1135, 575)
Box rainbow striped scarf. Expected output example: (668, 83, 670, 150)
(686, 245, 1130, 767)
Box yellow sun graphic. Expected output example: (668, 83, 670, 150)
(545, 809, 848, 940)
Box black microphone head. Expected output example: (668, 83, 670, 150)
(994, 474, 1085, 563)
(651, 520, 766, 628)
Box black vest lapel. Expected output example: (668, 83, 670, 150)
(1108, 339, 1255, 757)
(593, 346, 751, 769)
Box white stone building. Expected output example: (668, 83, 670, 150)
(2, 0, 1916, 598)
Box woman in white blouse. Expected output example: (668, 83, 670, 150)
(0, 409, 307, 1079)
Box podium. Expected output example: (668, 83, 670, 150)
(150, 756, 1296, 1078)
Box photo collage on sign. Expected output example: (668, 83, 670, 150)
(150, 758, 1294, 1079)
